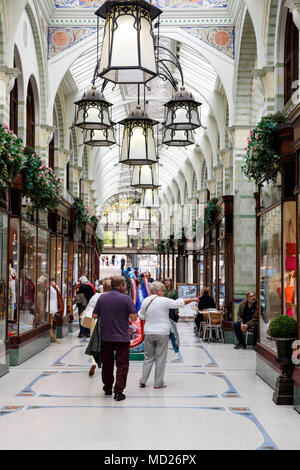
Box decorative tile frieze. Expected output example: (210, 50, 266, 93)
(48, 26, 97, 58)
(182, 25, 235, 58)
(54, 0, 229, 10)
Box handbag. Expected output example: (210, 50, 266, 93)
(74, 293, 87, 307)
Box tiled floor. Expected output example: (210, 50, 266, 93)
(0, 322, 300, 450)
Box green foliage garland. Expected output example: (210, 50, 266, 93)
(22, 147, 62, 211)
(241, 112, 287, 184)
(269, 315, 297, 339)
(0, 121, 24, 183)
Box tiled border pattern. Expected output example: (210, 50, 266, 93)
(0, 322, 280, 450)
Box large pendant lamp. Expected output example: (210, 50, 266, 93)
(164, 87, 201, 131)
(134, 206, 149, 221)
(74, 86, 112, 130)
(95, 0, 162, 84)
(141, 188, 160, 208)
(119, 106, 158, 165)
(84, 126, 116, 147)
(131, 164, 159, 188)
(162, 127, 194, 147)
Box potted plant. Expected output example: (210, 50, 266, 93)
(269, 315, 297, 405)
(241, 112, 287, 184)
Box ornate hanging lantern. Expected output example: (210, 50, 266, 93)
(131, 164, 159, 188)
(95, 0, 162, 85)
(164, 87, 202, 130)
(119, 105, 158, 165)
(74, 86, 113, 130)
(140, 188, 160, 208)
(134, 206, 149, 221)
(84, 126, 116, 147)
(162, 127, 194, 147)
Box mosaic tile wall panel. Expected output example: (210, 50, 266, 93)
(48, 25, 234, 59)
(54, 0, 229, 9)
(182, 25, 235, 59)
(48, 26, 97, 58)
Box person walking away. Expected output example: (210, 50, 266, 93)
(93, 275, 137, 401)
(233, 291, 258, 349)
(120, 257, 125, 273)
(195, 287, 216, 334)
(77, 276, 96, 338)
(86, 279, 112, 377)
(164, 278, 179, 323)
(138, 281, 199, 389)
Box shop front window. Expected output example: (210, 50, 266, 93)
(63, 240, 68, 314)
(0, 212, 8, 344)
(218, 238, 225, 309)
(50, 236, 56, 284)
(283, 201, 297, 321)
(8, 218, 19, 335)
(260, 205, 282, 351)
(20, 221, 36, 333)
(36, 229, 50, 325)
(56, 237, 63, 291)
(199, 253, 204, 292)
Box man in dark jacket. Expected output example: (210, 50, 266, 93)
(93, 275, 137, 401)
(233, 291, 258, 349)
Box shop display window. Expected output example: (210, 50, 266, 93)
(21, 198, 36, 223)
(0, 212, 8, 344)
(218, 238, 225, 309)
(56, 237, 63, 290)
(50, 236, 56, 283)
(260, 173, 281, 209)
(260, 205, 282, 351)
(63, 239, 68, 314)
(283, 201, 297, 321)
(38, 209, 48, 229)
(199, 253, 204, 292)
(20, 221, 36, 334)
(85, 246, 89, 276)
(36, 229, 50, 325)
(0, 182, 9, 210)
(8, 218, 19, 335)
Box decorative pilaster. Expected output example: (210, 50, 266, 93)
(0, 66, 19, 122)
(230, 126, 256, 317)
(39, 124, 56, 162)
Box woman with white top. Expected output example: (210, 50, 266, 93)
(138, 281, 199, 389)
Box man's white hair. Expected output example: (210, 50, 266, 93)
(150, 281, 164, 295)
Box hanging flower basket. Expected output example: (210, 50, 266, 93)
(241, 112, 287, 184)
(157, 240, 165, 253)
(204, 198, 218, 230)
(90, 214, 98, 227)
(73, 197, 90, 230)
(0, 121, 24, 184)
(22, 147, 63, 211)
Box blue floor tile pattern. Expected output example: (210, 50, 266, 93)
(0, 321, 295, 450)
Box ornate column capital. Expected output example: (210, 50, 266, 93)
(285, 1, 300, 29)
